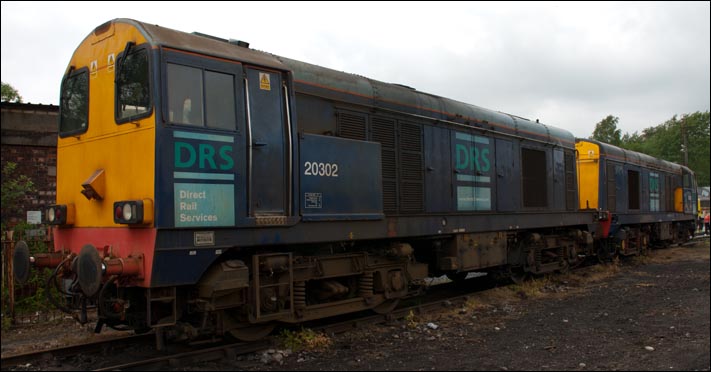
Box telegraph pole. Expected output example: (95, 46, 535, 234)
(681, 116, 688, 166)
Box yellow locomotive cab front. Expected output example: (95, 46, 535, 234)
(56, 20, 156, 228)
(575, 140, 600, 210)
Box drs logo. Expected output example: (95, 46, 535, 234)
(175, 142, 234, 171)
(453, 132, 490, 174)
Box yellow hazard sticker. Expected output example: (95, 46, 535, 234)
(259, 72, 271, 91)
(90, 60, 98, 78)
(107, 53, 115, 73)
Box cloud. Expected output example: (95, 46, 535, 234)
(2, 1, 708, 138)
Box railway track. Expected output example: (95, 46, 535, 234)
(0, 333, 153, 370)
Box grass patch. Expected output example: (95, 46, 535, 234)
(508, 276, 554, 299)
(405, 309, 420, 329)
(277, 327, 331, 351)
(568, 259, 622, 284)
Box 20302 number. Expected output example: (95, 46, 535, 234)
(304, 162, 339, 177)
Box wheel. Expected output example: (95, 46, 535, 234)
(564, 245, 582, 271)
(372, 298, 400, 314)
(228, 323, 276, 341)
(223, 310, 276, 341)
(509, 267, 529, 285)
(557, 260, 570, 275)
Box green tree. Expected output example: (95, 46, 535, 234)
(591, 115, 622, 146)
(675, 112, 709, 186)
(1, 81, 23, 103)
(687, 112, 710, 186)
(621, 131, 644, 152)
(618, 111, 710, 187)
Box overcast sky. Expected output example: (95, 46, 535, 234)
(2, 1, 709, 138)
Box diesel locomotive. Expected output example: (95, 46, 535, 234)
(13, 19, 697, 344)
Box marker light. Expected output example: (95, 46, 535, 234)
(113, 199, 153, 225)
(45, 204, 75, 225)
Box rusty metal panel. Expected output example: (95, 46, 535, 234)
(407, 262, 429, 281)
(659, 222, 673, 240)
(456, 232, 507, 271)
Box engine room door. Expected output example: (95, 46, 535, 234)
(246, 67, 287, 216)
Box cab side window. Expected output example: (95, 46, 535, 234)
(59, 68, 89, 137)
(205, 70, 236, 130)
(167, 62, 236, 131)
(168, 63, 203, 126)
(116, 47, 151, 122)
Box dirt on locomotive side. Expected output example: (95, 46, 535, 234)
(1, 239, 709, 371)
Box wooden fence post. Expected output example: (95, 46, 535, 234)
(5, 230, 16, 324)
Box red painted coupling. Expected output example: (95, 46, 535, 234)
(103, 255, 143, 278)
(14, 242, 69, 284)
(599, 212, 612, 239)
(32, 252, 66, 268)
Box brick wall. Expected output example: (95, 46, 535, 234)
(1, 102, 58, 227)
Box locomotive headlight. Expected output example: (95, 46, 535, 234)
(48, 207, 56, 222)
(113, 199, 153, 225)
(45, 204, 75, 225)
(122, 203, 133, 221)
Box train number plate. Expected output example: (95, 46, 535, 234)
(194, 231, 215, 246)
